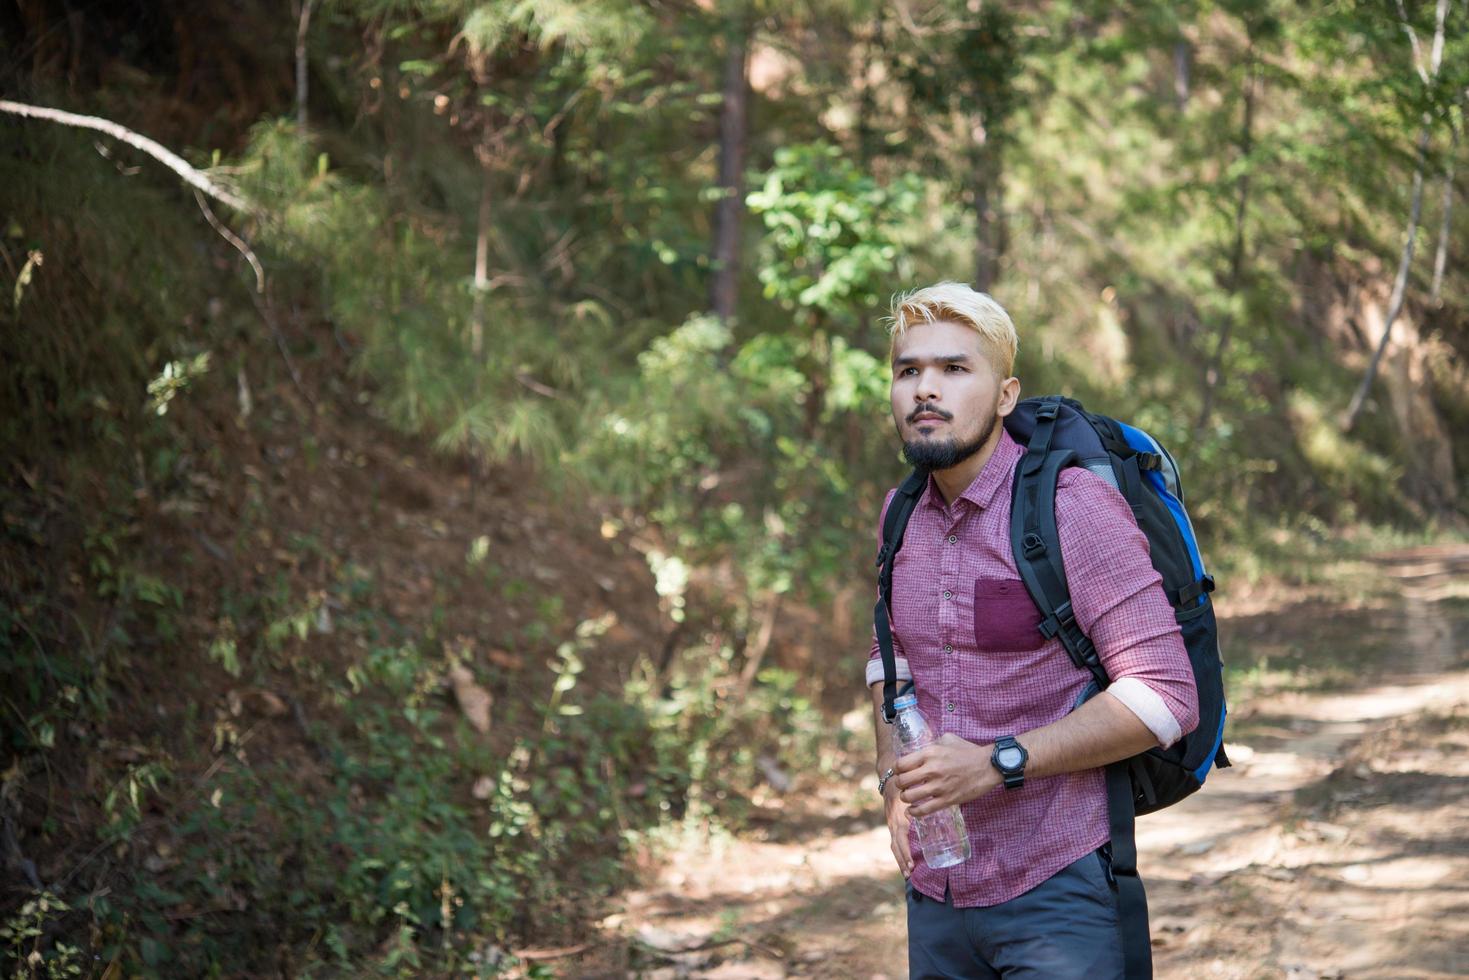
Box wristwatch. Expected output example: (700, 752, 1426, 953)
(991, 735, 1028, 790)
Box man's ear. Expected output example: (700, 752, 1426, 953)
(997, 376, 1021, 417)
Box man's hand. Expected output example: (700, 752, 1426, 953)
(882, 778, 915, 878)
(895, 733, 999, 818)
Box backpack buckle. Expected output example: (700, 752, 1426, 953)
(1041, 601, 1103, 674)
(1021, 532, 1047, 559)
(1053, 600, 1078, 634)
(1035, 401, 1061, 421)
(1038, 599, 1075, 640)
(1175, 574, 1217, 607)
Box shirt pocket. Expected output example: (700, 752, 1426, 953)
(973, 577, 1045, 652)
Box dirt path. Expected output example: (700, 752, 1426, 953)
(578, 547, 1469, 979)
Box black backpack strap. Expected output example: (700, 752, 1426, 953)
(1019, 396, 1063, 478)
(875, 469, 927, 723)
(1009, 448, 1109, 691)
(1107, 760, 1153, 979)
(1011, 432, 1153, 978)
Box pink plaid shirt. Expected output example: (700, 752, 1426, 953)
(867, 429, 1198, 907)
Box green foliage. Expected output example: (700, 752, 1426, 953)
(4, 0, 1469, 974)
(457, 0, 649, 59)
(144, 352, 212, 417)
(580, 146, 927, 614)
(2, 894, 82, 979)
(748, 143, 923, 322)
(87, 622, 827, 974)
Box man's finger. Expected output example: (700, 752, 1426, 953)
(900, 773, 938, 798)
(909, 798, 941, 818)
(893, 763, 934, 790)
(899, 776, 937, 804)
(909, 785, 957, 816)
(894, 751, 925, 772)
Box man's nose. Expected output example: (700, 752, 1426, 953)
(914, 367, 942, 402)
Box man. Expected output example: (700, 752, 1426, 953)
(866, 282, 1199, 978)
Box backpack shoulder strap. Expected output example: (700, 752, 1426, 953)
(1010, 426, 1153, 978)
(875, 469, 927, 723)
(1009, 447, 1109, 691)
(1107, 760, 1153, 978)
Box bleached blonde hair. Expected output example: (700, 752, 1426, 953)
(887, 281, 1019, 378)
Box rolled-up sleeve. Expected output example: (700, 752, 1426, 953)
(864, 489, 910, 687)
(1054, 471, 1199, 747)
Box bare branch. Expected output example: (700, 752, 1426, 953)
(1430, 108, 1459, 303)
(514, 372, 565, 400)
(1342, 0, 1450, 430)
(194, 190, 264, 293)
(1395, 0, 1428, 84)
(1343, 124, 1431, 430)
(892, 0, 935, 38)
(249, 285, 313, 405)
(1429, 0, 1449, 75)
(0, 99, 255, 214)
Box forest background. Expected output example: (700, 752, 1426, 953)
(2, 0, 1467, 976)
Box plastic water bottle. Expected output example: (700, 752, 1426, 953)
(891, 691, 971, 869)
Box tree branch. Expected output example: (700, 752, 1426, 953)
(295, 0, 316, 132)
(1341, 0, 1449, 431)
(0, 99, 256, 214)
(1430, 92, 1464, 303)
(194, 190, 264, 293)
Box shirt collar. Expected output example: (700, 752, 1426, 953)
(921, 428, 1023, 512)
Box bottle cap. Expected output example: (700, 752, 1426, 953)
(893, 692, 917, 711)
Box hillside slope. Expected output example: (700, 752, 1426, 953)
(1, 295, 685, 971)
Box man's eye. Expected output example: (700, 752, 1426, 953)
(946, 364, 966, 372)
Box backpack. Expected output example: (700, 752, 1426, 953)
(873, 394, 1229, 980)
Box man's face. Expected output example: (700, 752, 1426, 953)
(890, 320, 1015, 471)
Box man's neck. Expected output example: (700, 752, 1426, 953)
(931, 429, 1003, 506)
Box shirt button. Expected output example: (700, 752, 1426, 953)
(943, 643, 953, 653)
(948, 534, 958, 544)
(946, 701, 956, 712)
(943, 590, 952, 600)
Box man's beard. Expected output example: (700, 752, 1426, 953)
(900, 409, 999, 472)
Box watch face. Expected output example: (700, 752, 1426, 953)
(996, 746, 1024, 770)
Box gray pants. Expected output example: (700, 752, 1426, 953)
(906, 849, 1125, 979)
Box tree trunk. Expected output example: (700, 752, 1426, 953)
(972, 138, 1005, 292)
(1173, 39, 1191, 109)
(1430, 162, 1454, 304)
(1342, 0, 1449, 431)
(1430, 100, 1460, 303)
(1341, 123, 1431, 431)
(1196, 54, 1258, 433)
(1382, 314, 1458, 514)
(295, 0, 315, 132)
(857, 12, 884, 162)
(737, 591, 783, 693)
(471, 157, 492, 360)
(709, 13, 751, 322)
